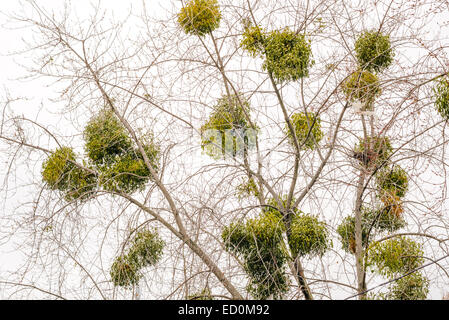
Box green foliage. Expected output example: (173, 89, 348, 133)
(364, 205, 406, 233)
(221, 212, 288, 299)
(287, 112, 324, 150)
(84, 109, 132, 165)
(110, 256, 141, 288)
(110, 229, 164, 288)
(288, 214, 331, 258)
(336, 214, 369, 254)
(41, 147, 97, 201)
(434, 77, 449, 121)
(127, 230, 165, 267)
(376, 164, 409, 198)
(263, 28, 313, 82)
(385, 272, 429, 300)
(368, 237, 424, 277)
(42, 147, 76, 190)
(200, 94, 257, 159)
(236, 177, 259, 199)
(240, 24, 265, 57)
(177, 0, 221, 36)
(100, 141, 160, 194)
(241, 25, 313, 82)
(354, 30, 394, 72)
(343, 70, 381, 105)
(353, 136, 392, 168)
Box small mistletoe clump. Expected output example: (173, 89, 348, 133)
(263, 28, 313, 82)
(200, 94, 257, 159)
(41, 147, 96, 201)
(364, 205, 406, 233)
(110, 229, 164, 288)
(434, 77, 449, 121)
(336, 214, 370, 254)
(368, 236, 424, 277)
(288, 214, 331, 258)
(353, 136, 392, 168)
(100, 141, 160, 194)
(84, 109, 132, 165)
(376, 164, 409, 198)
(240, 24, 265, 57)
(222, 212, 288, 299)
(287, 112, 324, 150)
(343, 70, 381, 106)
(384, 272, 429, 300)
(236, 177, 259, 199)
(110, 256, 141, 288)
(241, 25, 313, 82)
(354, 30, 394, 72)
(127, 230, 165, 267)
(177, 0, 221, 36)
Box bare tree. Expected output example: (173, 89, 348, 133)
(1, 0, 449, 300)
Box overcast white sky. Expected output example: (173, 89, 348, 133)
(1, 0, 449, 300)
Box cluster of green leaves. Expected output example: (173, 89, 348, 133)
(376, 164, 408, 198)
(177, 0, 221, 36)
(381, 272, 429, 300)
(84, 109, 132, 165)
(222, 212, 288, 299)
(367, 236, 424, 277)
(236, 177, 259, 199)
(84, 110, 160, 194)
(241, 25, 313, 82)
(434, 77, 449, 121)
(367, 237, 428, 300)
(336, 213, 370, 254)
(354, 31, 394, 72)
(110, 229, 164, 288)
(99, 142, 160, 193)
(41, 147, 97, 201)
(287, 112, 324, 150)
(200, 94, 257, 159)
(343, 70, 381, 105)
(353, 136, 392, 168)
(42, 109, 160, 201)
(337, 205, 406, 254)
(288, 214, 331, 258)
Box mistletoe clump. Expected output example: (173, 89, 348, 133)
(288, 214, 331, 258)
(343, 70, 381, 105)
(364, 204, 406, 233)
(177, 0, 221, 36)
(241, 25, 313, 82)
(384, 272, 429, 300)
(434, 77, 449, 121)
(200, 94, 257, 159)
(100, 141, 160, 193)
(263, 29, 313, 82)
(222, 212, 288, 299)
(236, 177, 259, 199)
(240, 24, 265, 57)
(355, 30, 394, 72)
(85, 110, 160, 194)
(376, 164, 409, 198)
(110, 256, 142, 288)
(41, 147, 97, 201)
(353, 136, 392, 168)
(84, 109, 132, 165)
(336, 214, 370, 254)
(368, 236, 424, 277)
(111, 229, 164, 288)
(287, 112, 324, 150)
